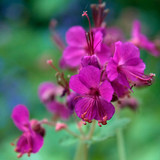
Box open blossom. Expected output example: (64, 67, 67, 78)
(11, 105, 44, 158)
(131, 20, 159, 56)
(107, 41, 153, 88)
(69, 65, 115, 126)
(61, 26, 111, 68)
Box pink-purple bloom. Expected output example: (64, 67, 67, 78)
(62, 26, 111, 68)
(11, 105, 44, 158)
(38, 82, 57, 103)
(131, 20, 159, 56)
(69, 66, 115, 126)
(38, 82, 71, 120)
(107, 41, 153, 88)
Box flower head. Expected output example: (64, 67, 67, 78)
(38, 82, 57, 104)
(69, 66, 115, 126)
(38, 82, 71, 120)
(107, 41, 153, 88)
(131, 20, 159, 56)
(62, 10, 111, 68)
(11, 105, 44, 158)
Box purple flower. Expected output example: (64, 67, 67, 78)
(46, 101, 71, 121)
(38, 82, 57, 104)
(11, 105, 44, 158)
(62, 26, 111, 68)
(107, 41, 152, 88)
(66, 92, 79, 113)
(69, 66, 115, 126)
(131, 20, 159, 56)
(38, 82, 71, 121)
(118, 97, 139, 111)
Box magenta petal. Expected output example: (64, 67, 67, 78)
(46, 101, 71, 120)
(16, 133, 32, 154)
(95, 98, 115, 120)
(96, 44, 112, 65)
(111, 80, 129, 98)
(16, 132, 43, 154)
(81, 55, 101, 68)
(69, 74, 89, 94)
(32, 133, 44, 153)
(132, 20, 141, 38)
(107, 58, 118, 81)
(75, 97, 96, 120)
(99, 80, 114, 102)
(66, 26, 87, 47)
(117, 73, 130, 89)
(79, 66, 101, 89)
(94, 31, 103, 52)
(132, 20, 159, 56)
(63, 46, 86, 67)
(11, 105, 30, 131)
(114, 41, 140, 64)
(38, 82, 56, 103)
(104, 27, 124, 45)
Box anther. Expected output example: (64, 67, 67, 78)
(103, 115, 107, 121)
(10, 143, 15, 146)
(83, 122, 87, 125)
(98, 122, 102, 127)
(82, 11, 92, 34)
(17, 153, 23, 158)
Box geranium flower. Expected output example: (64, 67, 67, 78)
(107, 41, 153, 88)
(69, 65, 115, 126)
(11, 105, 44, 158)
(131, 20, 159, 56)
(38, 82, 71, 120)
(62, 26, 111, 68)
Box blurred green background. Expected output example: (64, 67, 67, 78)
(0, 0, 160, 159)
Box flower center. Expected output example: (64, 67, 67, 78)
(89, 88, 100, 96)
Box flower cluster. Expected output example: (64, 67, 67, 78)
(11, 1, 156, 158)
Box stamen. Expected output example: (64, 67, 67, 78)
(47, 59, 59, 72)
(27, 148, 32, 157)
(14, 147, 18, 152)
(98, 122, 102, 127)
(82, 11, 92, 33)
(103, 115, 107, 121)
(83, 122, 87, 125)
(17, 153, 23, 158)
(50, 20, 66, 51)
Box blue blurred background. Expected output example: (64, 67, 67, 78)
(0, 0, 160, 159)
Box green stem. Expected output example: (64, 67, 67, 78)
(87, 120, 96, 139)
(116, 128, 126, 160)
(74, 141, 89, 160)
(116, 106, 126, 160)
(74, 120, 96, 160)
(64, 128, 80, 139)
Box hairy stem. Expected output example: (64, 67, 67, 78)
(116, 128, 126, 160)
(116, 106, 126, 160)
(74, 141, 89, 160)
(87, 120, 96, 139)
